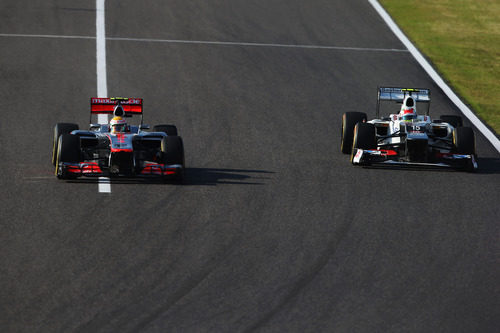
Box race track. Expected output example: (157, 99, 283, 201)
(1, 1, 499, 332)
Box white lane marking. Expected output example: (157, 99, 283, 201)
(96, 0, 111, 193)
(106, 36, 410, 52)
(0, 33, 95, 39)
(369, 0, 500, 154)
(96, 1, 107, 103)
(0, 33, 408, 53)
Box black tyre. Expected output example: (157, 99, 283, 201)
(440, 115, 463, 128)
(52, 123, 79, 166)
(453, 127, 475, 155)
(351, 122, 376, 163)
(153, 124, 178, 136)
(341, 112, 367, 154)
(55, 134, 82, 179)
(161, 136, 185, 181)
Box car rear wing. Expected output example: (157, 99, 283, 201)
(376, 87, 430, 117)
(90, 97, 143, 124)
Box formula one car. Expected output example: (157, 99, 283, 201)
(52, 97, 185, 180)
(340, 87, 477, 171)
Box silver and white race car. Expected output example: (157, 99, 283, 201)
(52, 97, 185, 181)
(340, 87, 477, 171)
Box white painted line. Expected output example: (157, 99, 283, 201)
(106, 36, 410, 52)
(0, 33, 95, 40)
(98, 176, 111, 192)
(96, 0, 107, 104)
(96, 0, 111, 193)
(0, 33, 408, 53)
(368, 0, 500, 154)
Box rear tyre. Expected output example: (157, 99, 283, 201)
(341, 112, 367, 154)
(351, 122, 376, 163)
(52, 123, 79, 166)
(440, 115, 463, 128)
(55, 134, 82, 179)
(453, 127, 475, 155)
(153, 124, 178, 136)
(161, 136, 185, 182)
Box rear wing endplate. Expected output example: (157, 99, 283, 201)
(376, 87, 430, 117)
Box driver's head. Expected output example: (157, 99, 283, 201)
(110, 116, 128, 133)
(400, 97, 417, 121)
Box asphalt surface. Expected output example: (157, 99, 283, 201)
(1, 1, 499, 332)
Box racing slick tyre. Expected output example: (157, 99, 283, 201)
(341, 112, 367, 154)
(52, 123, 79, 166)
(440, 115, 463, 128)
(153, 124, 178, 136)
(55, 134, 82, 179)
(161, 136, 185, 182)
(350, 122, 376, 163)
(453, 127, 476, 155)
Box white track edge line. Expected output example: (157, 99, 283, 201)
(96, 0, 111, 193)
(368, 0, 500, 154)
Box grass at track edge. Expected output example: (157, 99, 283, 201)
(379, 0, 500, 135)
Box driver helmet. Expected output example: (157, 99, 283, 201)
(110, 116, 128, 133)
(399, 96, 417, 121)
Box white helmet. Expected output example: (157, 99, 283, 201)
(399, 96, 417, 121)
(110, 116, 128, 133)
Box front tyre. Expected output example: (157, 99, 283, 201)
(55, 134, 82, 179)
(341, 112, 367, 154)
(52, 123, 79, 166)
(453, 127, 475, 155)
(351, 122, 376, 163)
(161, 136, 185, 182)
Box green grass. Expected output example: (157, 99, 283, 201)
(379, 0, 500, 135)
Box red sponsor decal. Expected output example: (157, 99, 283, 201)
(90, 98, 143, 114)
(91, 98, 142, 105)
(164, 169, 177, 175)
(81, 162, 103, 174)
(110, 148, 133, 153)
(65, 162, 103, 174)
(91, 104, 142, 113)
(141, 163, 178, 176)
(379, 149, 398, 156)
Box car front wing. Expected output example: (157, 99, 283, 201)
(57, 161, 183, 177)
(351, 149, 478, 171)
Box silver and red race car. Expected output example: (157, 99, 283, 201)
(52, 97, 185, 180)
(341, 87, 478, 171)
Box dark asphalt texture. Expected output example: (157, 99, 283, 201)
(1, 1, 499, 332)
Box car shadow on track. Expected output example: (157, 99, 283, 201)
(184, 167, 274, 185)
(475, 157, 500, 174)
(64, 167, 275, 186)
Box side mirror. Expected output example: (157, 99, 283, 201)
(140, 124, 150, 130)
(90, 124, 101, 130)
